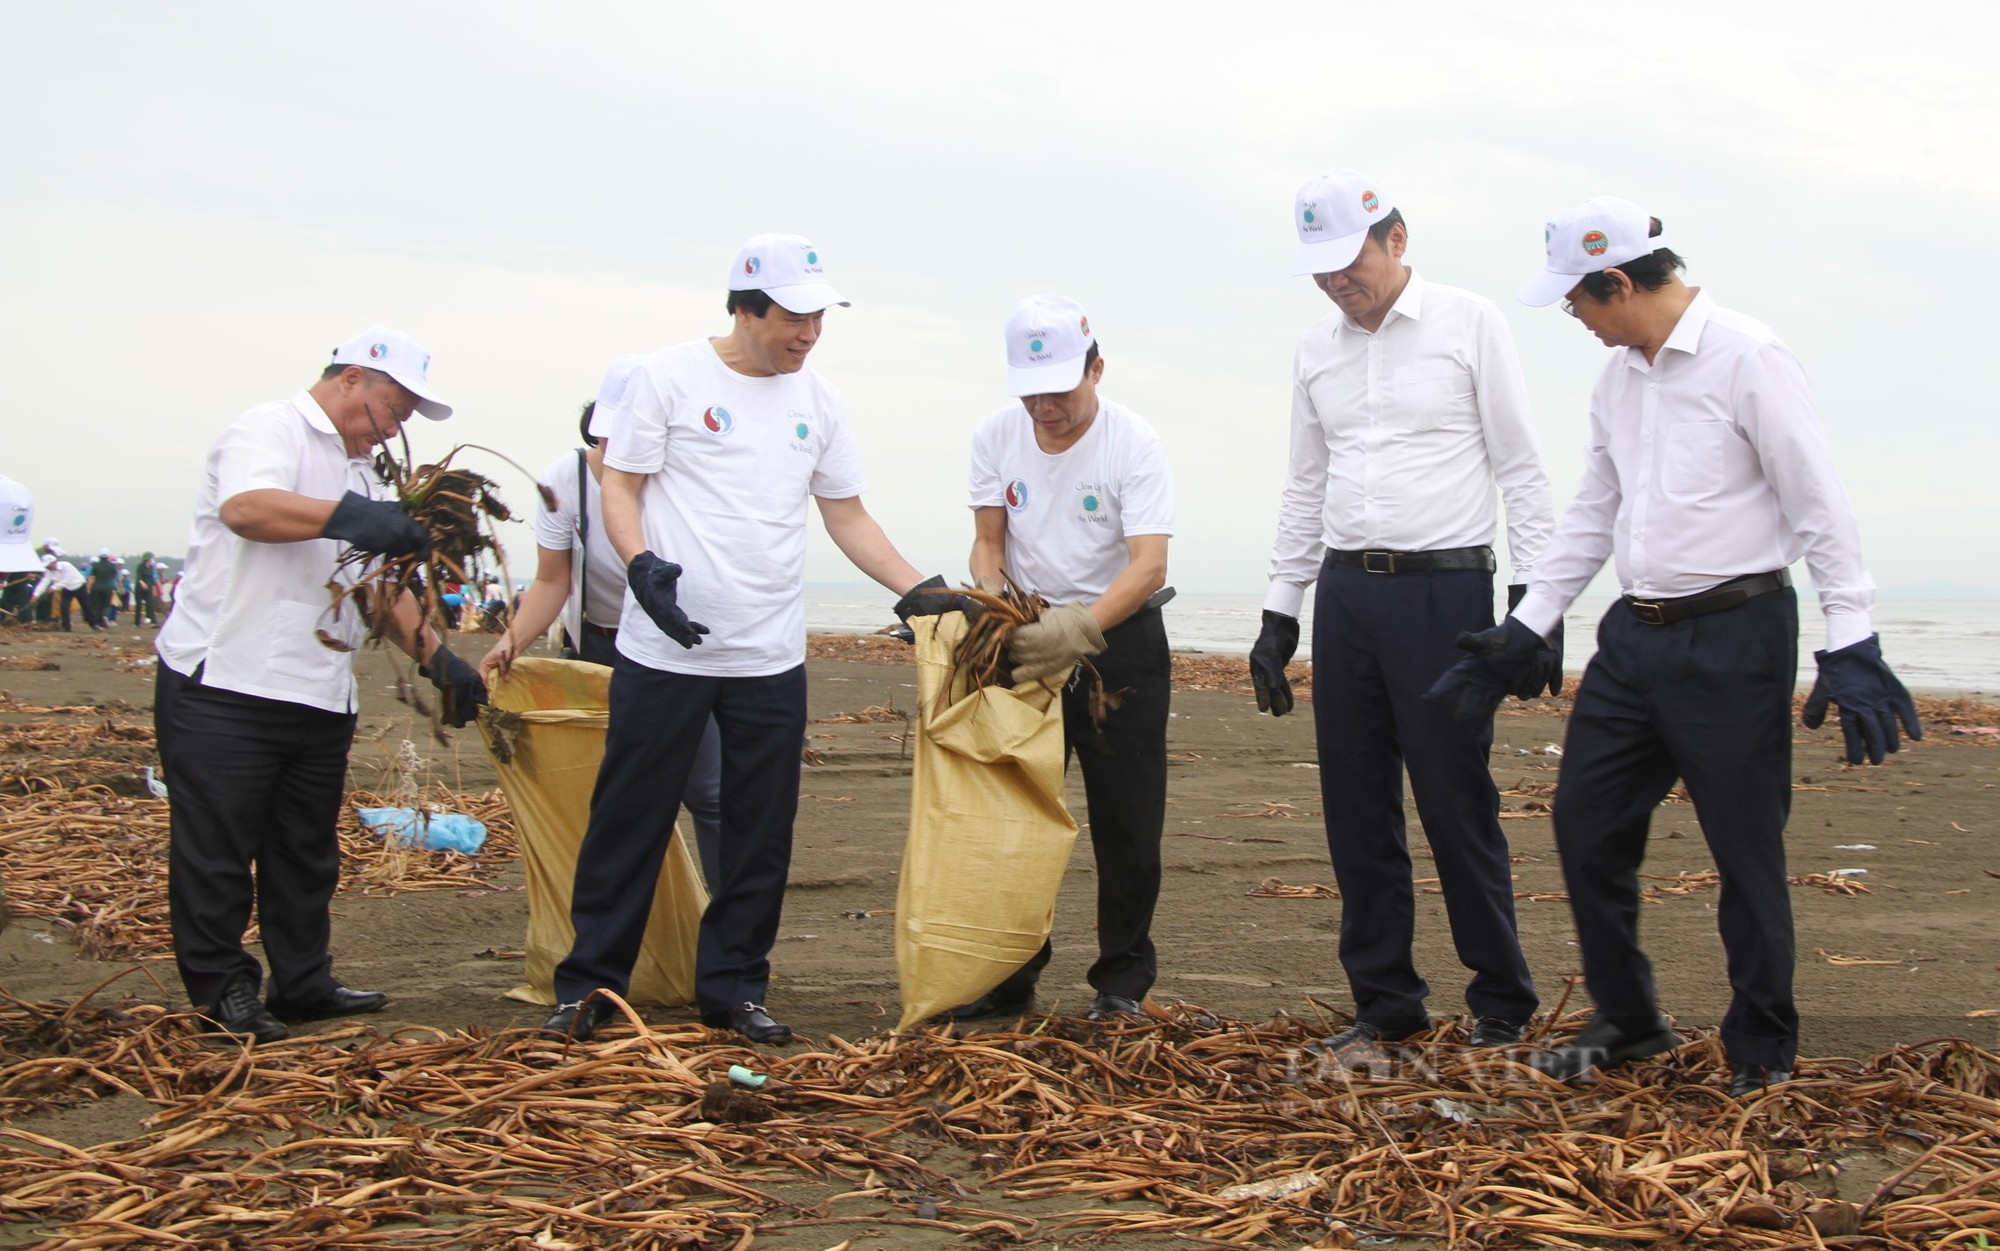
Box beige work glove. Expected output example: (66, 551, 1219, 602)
(1006, 600, 1107, 684)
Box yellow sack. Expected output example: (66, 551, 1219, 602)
(895, 613, 1078, 1028)
(480, 657, 707, 1006)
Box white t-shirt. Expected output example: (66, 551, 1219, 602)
(604, 340, 868, 676)
(156, 391, 387, 713)
(968, 397, 1174, 605)
(533, 449, 627, 641)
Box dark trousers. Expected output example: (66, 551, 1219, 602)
(994, 607, 1171, 1002)
(0, 574, 33, 625)
(134, 586, 158, 625)
(58, 588, 97, 630)
(1554, 587, 1799, 1068)
(90, 587, 114, 626)
(555, 655, 807, 1013)
(1310, 559, 1537, 1031)
(154, 664, 356, 1012)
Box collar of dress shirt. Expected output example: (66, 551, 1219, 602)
(1338, 268, 1425, 335)
(293, 388, 339, 438)
(1620, 286, 1714, 371)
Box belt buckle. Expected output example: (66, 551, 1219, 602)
(1362, 551, 1397, 574)
(1629, 599, 1667, 626)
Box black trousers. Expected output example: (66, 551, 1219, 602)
(1554, 587, 1800, 1069)
(1310, 558, 1537, 1031)
(555, 654, 807, 1014)
(154, 664, 356, 1012)
(133, 586, 159, 625)
(993, 606, 1171, 1002)
(0, 574, 33, 624)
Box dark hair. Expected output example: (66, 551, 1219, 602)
(1578, 217, 1685, 299)
(578, 401, 600, 447)
(725, 288, 776, 318)
(319, 362, 395, 383)
(1366, 207, 1406, 248)
(1084, 341, 1101, 372)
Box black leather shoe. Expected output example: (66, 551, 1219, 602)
(702, 1002, 792, 1045)
(1308, 1018, 1427, 1056)
(1085, 993, 1144, 1021)
(540, 996, 617, 1041)
(209, 979, 289, 1045)
(1728, 1063, 1793, 1097)
(936, 988, 1035, 1022)
(1532, 1014, 1679, 1080)
(1469, 1017, 1526, 1047)
(267, 985, 388, 1023)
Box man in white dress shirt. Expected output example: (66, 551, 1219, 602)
(1432, 196, 1920, 1096)
(1252, 169, 1559, 1057)
(154, 326, 487, 1044)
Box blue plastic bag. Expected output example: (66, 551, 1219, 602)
(356, 806, 488, 855)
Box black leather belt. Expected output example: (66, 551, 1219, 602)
(1625, 570, 1791, 626)
(1328, 545, 1496, 574)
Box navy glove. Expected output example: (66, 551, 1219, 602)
(1802, 634, 1921, 765)
(1249, 610, 1300, 716)
(1424, 617, 1560, 725)
(322, 491, 429, 560)
(1507, 584, 1565, 697)
(419, 643, 488, 728)
(893, 574, 982, 623)
(627, 551, 709, 649)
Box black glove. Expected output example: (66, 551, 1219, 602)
(1506, 585, 1564, 697)
(1249, 610, 1300, 716)
(892, 574, 982, 623)
(322, 491, 430, 559)
(420, 643, 488, 728)
(627, 551, 709, 648)
(1423, 617, 1560, 725)
(1802, 634, 1922, 765)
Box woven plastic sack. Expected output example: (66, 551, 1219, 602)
(896, 612, 1078, 1028)
(480, 657, 707, 1006)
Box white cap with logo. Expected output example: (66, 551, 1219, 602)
(0, 475, 37, 574)
(329, 325, 453, 420)
(1518, 196, 1674, 307)
(585, 353, 644, 442)
(728, 233, 850, 314)
(1004, 295, 1096, 397)
(1293, 169, 1396, 275)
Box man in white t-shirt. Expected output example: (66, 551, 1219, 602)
(937, 295, 1175, 1024)
(543, 234, 952, 1046)
(153, 326, 487, 1045)
(478, 373, 723, 887)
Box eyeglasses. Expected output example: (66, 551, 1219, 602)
(1560, 298, 1578, 318)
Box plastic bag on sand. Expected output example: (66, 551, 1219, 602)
(480, 657, 707, 1007)
(896, 613, 1078, 1028)
(356, 806, 487, 855)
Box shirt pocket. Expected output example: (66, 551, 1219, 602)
(1392, 364, 1472, 432)
(266, 598, 356, 688)
(1663, 421, 1732, 496)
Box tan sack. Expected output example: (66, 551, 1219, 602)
(480, 657, 707, 1006)
(895, 613, 1079, 1028)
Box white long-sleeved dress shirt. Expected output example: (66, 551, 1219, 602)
(1512, 290, 1875, 651)
(1264, 273, 1554, 618)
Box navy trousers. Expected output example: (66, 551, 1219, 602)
(554, 654, 807, 1014)
(1553, 587, 1800, 1069)
(994, 607, 1172, 1002)
(1310, 559, 1537, 1031)
(154, 663, 355, 1012)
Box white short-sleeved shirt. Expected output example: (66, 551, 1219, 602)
(604, 340, 867, 676)
(156, 391, 386, 713)
(533, 450, 627, 641)
(968, 398, 1174, 605)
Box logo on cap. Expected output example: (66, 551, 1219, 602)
(744, 257, 762, 276)
(702, 406, 734, 437)
(1581, 230, 1609, 257)
(1361, 190, 1380, 213)
(368, 343, 388, 360)
(1004, 480, 1030, 512)
(1079, 316, 1090, 337)
(1303, 208, 1316, 224)
(1029, 338, 1045, 354)
(806, 251, 818, 265)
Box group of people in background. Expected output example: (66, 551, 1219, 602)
(0, 497, 175, 631)
(13, 165, 1920, 1103)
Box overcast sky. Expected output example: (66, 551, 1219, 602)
(4, 1, 1994, 600)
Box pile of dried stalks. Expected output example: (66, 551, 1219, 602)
(0, 996, 1994, 1248)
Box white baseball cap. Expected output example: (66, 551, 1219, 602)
(1293, 169, 1396, 275)
(0, 476, 38, 574)
(728, 233, 850, 314)
(584, 353, 643, 442)
(329, 325, 453, 420)
(1518, 196, 1675, 307)
(1004, 295, 1096, 397)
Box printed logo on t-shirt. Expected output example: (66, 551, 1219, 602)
(1581, 230, 1609, 257)
(701, 405, 735, 437)
(1004, 479, 1031, 512)
(1361, 190, 1380, 213)
(1075, 483, 1110, 524)
(788, 412, 815, 454)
